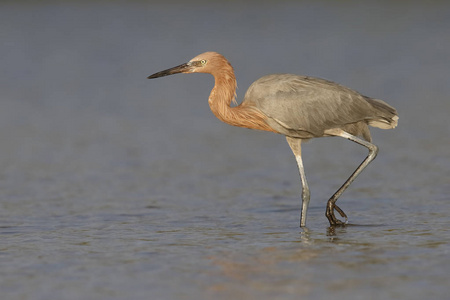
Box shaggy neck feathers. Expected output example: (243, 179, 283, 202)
(207, 62, 275, 133)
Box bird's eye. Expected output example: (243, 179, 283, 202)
(200, 59, 207, 65)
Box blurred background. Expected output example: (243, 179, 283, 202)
(1, 1, 449, 300)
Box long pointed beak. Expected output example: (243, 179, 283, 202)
(147, 62, 192, 79)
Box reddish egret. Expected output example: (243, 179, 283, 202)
(147, 52, 398, 227)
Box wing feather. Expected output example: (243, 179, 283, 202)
(243, 74, 396, 137)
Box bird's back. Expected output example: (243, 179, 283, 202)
(242, 74, 398, 140)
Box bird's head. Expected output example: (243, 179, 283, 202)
(147, 52, 230, 79)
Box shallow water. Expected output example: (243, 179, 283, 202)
(1, 1, 449, 299)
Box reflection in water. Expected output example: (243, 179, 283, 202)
(327, 225, 338, 237)
(207, 241, 317, 298)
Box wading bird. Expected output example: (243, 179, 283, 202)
(147, 52, 398, 227)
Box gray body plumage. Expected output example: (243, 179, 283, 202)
(243, 74, 398, 141)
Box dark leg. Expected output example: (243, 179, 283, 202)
(325, 131, 379, 226)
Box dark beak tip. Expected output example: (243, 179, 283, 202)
(146, 62, 191, 80)
(147, 72, 165, 79)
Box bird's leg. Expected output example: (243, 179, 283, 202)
(286, 137, 310, 227)
(325, 130, 379, 226)
(296, 154, 310, 227)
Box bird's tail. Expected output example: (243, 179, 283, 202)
(366, 98, 399, 129)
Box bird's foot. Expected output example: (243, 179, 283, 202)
(326, 200, 348, 226)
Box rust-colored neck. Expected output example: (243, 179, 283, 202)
(207, 65, 276, 133)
